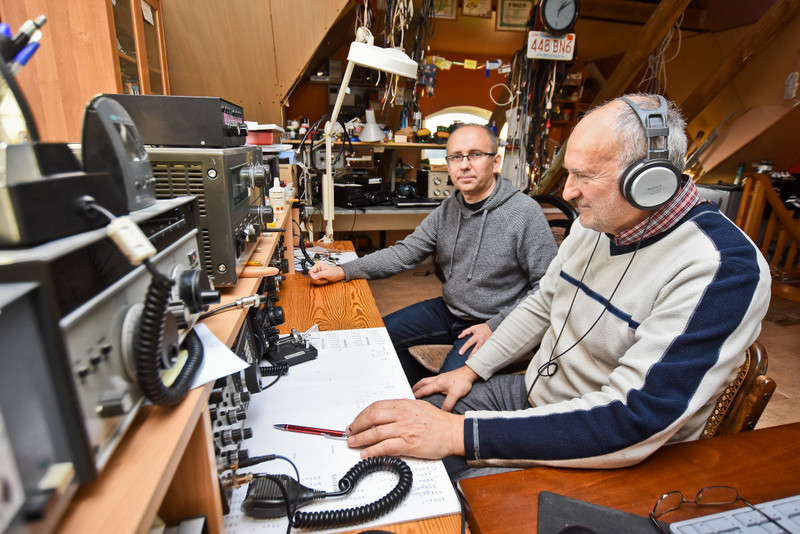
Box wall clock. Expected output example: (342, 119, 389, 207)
(539, 0, 579, 35)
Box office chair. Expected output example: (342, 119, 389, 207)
(700, 341, 776, 438)
(532, 194, 578, 244)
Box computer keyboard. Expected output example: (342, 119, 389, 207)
(670, 494, 800, 533)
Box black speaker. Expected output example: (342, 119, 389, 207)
(618, 95, 681, 210)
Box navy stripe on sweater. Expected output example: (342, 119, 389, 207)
(466, 206, 763, 462)
(560, 271, 641, 330)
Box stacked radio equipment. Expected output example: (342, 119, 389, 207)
(102, 94, 276, 287)
(0, 82, 220, 532)
(101, 94, 313, 516)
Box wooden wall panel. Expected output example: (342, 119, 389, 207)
(1, 0, 119, 143)
(162, 0, 349, 125)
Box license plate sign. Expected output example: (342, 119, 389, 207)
(527, 32, 575, 60)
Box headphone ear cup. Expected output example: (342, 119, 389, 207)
(620, 159, 682, 210)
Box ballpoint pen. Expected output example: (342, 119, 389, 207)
(8, 36, 40, 77)
(273, 423, 347, 439)
(9, 15, 46, 59)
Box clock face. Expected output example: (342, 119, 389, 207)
(540, 0, 579, 35)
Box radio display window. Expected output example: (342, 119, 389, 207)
(229, 165, 249, 208)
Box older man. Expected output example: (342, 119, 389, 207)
(344, 94, 772, 481)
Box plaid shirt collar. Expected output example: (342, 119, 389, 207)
(614, 179, 703, 246)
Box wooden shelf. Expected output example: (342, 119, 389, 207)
(118, 51, 137, 64)
(285, 139, 445, 149)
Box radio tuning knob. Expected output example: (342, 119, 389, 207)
(239, 164, 267, 189)
(176, 269, 220, 315)
(226, 121, 247, 137)
(251, 164, 267, 188)
(256, 204, 275, 225)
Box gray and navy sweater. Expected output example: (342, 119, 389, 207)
(465, 202, 771, 468)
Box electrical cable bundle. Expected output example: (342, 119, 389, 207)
(639, 13, 683, 95)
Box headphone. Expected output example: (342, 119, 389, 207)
(618, 95, 682, 210)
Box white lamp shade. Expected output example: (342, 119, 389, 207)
(348, 41, 418, 79)
(359, 109, 384, 142)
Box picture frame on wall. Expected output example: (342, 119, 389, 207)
(462, 0, 492, 18)
(496, 0, 534, 31)
(433, 0, 457, 19)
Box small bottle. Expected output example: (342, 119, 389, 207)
(733, 162, 745, 185)
(269, 177, 286, 215)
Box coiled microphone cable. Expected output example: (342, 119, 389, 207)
(241, 456, 412, 532)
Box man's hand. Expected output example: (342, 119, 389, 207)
(346, 399, 465, 460)
(307, 263, 345, 285)
(457, 322, 493, 355)
(412, 365, 480, 412)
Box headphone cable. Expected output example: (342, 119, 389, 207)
(527, 213, 655, 398)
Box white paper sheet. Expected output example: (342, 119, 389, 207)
(223, 328, 461, 533)
(191, 323, 249, 389)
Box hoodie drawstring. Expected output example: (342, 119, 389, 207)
(467, 210, 488, 281)
(448, 215, 462, 278)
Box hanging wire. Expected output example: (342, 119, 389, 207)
(378, 0, 414, 108)
(639, 13, 683, 94)
(489, 83, 517, 107)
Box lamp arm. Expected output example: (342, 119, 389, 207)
(321, 58, 356, 242)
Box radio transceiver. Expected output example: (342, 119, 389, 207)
(0, 197, 221, 530)
(146, 146, 274, 286)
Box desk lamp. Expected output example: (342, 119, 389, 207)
(321, 27, 417, 242)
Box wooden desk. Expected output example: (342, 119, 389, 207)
(459, 422, 800, 533)
(274, 241, 463, 533)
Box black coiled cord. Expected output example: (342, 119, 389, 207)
(291, 456, 413, 530)
(136, 266, 203, 406)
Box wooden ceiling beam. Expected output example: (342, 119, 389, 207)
(579, 0, 708, 31)
(541, 0, 692, 191)
(680, 0, 800, 122)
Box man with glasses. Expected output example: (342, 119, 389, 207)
(343, 95, 771, 481)
(309, 123, 558, 384)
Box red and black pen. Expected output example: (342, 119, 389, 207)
(273, 423, 347, 439)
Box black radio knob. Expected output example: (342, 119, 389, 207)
(239, 163, 267, 189)
(177, 269, 220, 314)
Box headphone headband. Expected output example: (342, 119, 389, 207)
(619, 95, 670, 161)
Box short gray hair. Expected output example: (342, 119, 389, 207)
(583, 93, 687, 173)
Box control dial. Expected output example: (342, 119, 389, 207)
(239, 163, 267, 189)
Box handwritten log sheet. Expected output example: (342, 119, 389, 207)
(224, 327, 461, 533)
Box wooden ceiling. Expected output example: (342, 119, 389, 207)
(423, 0, 774, 60)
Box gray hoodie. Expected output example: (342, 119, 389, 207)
(341, 178, 558, 330)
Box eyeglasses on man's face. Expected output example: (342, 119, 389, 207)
(444, 151, 496, 165)
(649, 486, 791, 534)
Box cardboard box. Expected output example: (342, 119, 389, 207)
(279, 163, 299, 190)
